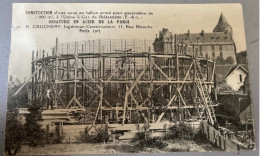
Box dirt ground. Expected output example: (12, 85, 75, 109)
(16, 140, 221, 155)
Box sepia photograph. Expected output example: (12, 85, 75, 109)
(5, 3, 256, 155)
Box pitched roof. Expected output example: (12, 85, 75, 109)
(175, 32, 233, 44)
(224, 65, 248, 80)
(240, 64, 248, 71)
(154, 29, 233, 44)
(244, 74, 250, 85)
(239, 98, 251, 113)
(215, 65, 234, 82)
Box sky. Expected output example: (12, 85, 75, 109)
(9, 3, 247, 81)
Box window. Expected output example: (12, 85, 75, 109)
(219, 45, 222, 51)
(212, 46, 215, 58)
(239, 74, 242, 82)
(211, 45, 215, 51)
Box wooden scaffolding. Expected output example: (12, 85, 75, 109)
(16, 38, 218, 126)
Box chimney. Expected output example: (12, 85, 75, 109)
(201, 30, 204, 36)
(188, 30, 190, 37)
(156, 34, 157, 38)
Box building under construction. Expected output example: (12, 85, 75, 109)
(15, 36, 219, 129)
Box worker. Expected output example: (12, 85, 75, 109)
(125, 116, 129, 124)
(211, 88, 216, 101)
(46, 87, 54, 110)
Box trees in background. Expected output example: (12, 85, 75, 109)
(236, 50, 247, 64)
(5, 96, 24, 155)
(24, 99, 45, 147)
(216, 56, 235, 65)
(5, 86, 45, 155)
(214, 50, 247, 65)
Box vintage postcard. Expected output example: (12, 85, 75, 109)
(5, 3, 255, 155)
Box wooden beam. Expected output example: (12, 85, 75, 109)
(75, 56, 102, 91)
(101, 105, 217, 111)
(122, 64, 148, 124)
(14, 66, 42, 96)
(155, 60, 194, 123)
(152, 62, 171, 81)
(85, 83, 112, 107)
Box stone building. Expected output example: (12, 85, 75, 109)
(153, 13, 237, 64)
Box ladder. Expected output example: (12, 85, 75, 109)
(194, 58, 217, 125)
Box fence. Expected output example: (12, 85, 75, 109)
(202, 121, 250, 151)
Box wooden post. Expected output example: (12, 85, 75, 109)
(207, 124, 210, 140)
(193, 57, 197, 98)
(46, 124, 50, 143)
(55, 38, 59, 80)
(73, 42, 78, 108)
(58, 123, 62, 138)
(133, 39, 136, 78)
(116, 105, 119, 122)
(99, 83, 103, 124)
(122, 94, 128, 125)
(74, 42, 78, 80)
(214, 73, 217, 101)
(175, 36, 179, 82)
(224, 138, 227, 151)
(54, 38, 59, 107)
(34, 51, 38, 100)
(219, 135, 222, 149)
(170, 35, 173, 53)
(206, 53, 209, 92)
(102, 57, 105, 79)
(213, 128, 215, 144)
(148, 109, 151, 126)
(176, 52, 181, 121)
(206, 53, 209, 81)
(73, 81, 77, 108)
(66, 59, 70, 105)
(31, 50, 35, 100)
(82, 55, 85, 106)
(41, 52, 45, 106)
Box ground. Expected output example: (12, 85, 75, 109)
(17, 140, 221, 155)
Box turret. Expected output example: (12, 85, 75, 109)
(213, 13, 233, 35)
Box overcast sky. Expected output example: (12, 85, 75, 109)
(10, 3, 246, 81)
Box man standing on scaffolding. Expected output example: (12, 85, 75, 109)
(46, 87, 54, 110)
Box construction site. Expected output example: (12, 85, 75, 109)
(12, 36, 254, 152)
(16, 37, 217, 122)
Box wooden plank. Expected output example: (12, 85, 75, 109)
(54, 80, 214, 84)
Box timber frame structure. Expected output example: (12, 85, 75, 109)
(16, 38, 218, 126)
